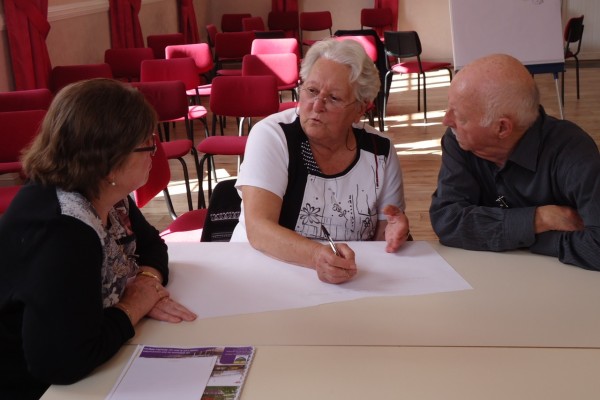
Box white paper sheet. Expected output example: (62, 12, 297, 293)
(166, 241, 472, 319)
(106, 346, 217, 400)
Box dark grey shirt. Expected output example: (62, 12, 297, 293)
(430, 108, 600, 270)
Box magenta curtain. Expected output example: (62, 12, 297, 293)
(3, 0, 52, 90)
(375, 0, 399, 32)
(109, 0, 145, 49)
(178, 0, 199, 43)
(271, 0, 298, 12)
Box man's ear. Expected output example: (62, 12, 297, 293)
(497, 117, 514, 139)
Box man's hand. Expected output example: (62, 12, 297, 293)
(534, 205, 584, 233)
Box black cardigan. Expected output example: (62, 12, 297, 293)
(0, 183, 168, 399)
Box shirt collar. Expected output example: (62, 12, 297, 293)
(506, 106, 546, 172)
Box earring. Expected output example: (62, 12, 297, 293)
(110, 181, 116, 186)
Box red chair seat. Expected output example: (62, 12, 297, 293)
(216, 69, 242, 76)
(391, 61, 452, 75)
(162, 140, 193, 159)
(188, 105, 208, 120)
(163, 208, 207, 233)
(0, 162, 23, 174)
(188, 84, 212, 98)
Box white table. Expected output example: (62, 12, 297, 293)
(42, 242, 600, 399)
(130, 241, 600, 348)
(43, 345, 600, 400)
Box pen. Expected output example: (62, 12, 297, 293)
(320, 224, 340, 257)
(496, 195, 509, 209)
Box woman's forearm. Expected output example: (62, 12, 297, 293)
(247, 219, 322, 269)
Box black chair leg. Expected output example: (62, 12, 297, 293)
(162, 189, 178, 220)
(174, 157, 193, 211)
(561, 70, 565, 106)
(575, 57, 580, 99)
(422, 73, 427, 124)
(417, 73, 421, 112)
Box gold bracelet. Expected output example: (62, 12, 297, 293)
(137, 270, 162, 284)
(115, 303, 133, 323)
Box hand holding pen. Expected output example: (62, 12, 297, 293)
(315, 224, 357, 284)
(321, 224, 340, 256)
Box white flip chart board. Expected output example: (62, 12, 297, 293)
(449, 0, 564, 70)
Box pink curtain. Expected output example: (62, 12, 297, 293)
(375, 0, 399, 31)
(3, 0, 52, 90)
(109, 0, 145, 49)
(178, 0, 199, 43)
(271, 0, 298, 12)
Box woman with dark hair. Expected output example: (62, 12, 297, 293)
(0, 78, 196, 399)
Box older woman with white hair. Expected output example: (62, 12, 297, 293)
(231, 38, 410, 284)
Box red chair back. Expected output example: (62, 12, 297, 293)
(49, 64, 113, 94)
(267, 11, 299, 34)
(242, 53, 299, 90)
(335, 35, 378, 62)
(131, 81, 189, 122)
(299, 11, 332, 32)
(251, 37, 300, 59)
(209, 75, 280, 119)
(206, 24, 218, 48)
(140, 58, 200, 93)
(165, 43, 214, 76)
(0, 110, 46, 168)
(146, 33, 185, 59)
(221, 13, 252, 32)
(360, 8, 393, 35)
(214, 31, 255, 61)
(242, 16, 265, 32)
(564, 15, 584, 43)
(133, 139, 171, 208)
(0, 89, 53, 112)
(104, 47, 154, 82)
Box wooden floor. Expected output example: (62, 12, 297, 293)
(140, 63, 600, 241)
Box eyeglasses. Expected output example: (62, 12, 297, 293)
(133, 134, 157, 156)
(299, 86, 358, 111)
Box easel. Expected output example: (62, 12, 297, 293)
(526, 62, 565, 119)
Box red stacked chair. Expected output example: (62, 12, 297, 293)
(299, 11, 332, 55)
(0, 90, 52, 214)
(146, 33, 185, 59)
(104, 47, 154, 82)
(49, 63, 113, 94)
(197, 75, 280, 207)
(213, 31, 255, 76)
(221, 13, 252, 32)
(134, 139, 207, 242)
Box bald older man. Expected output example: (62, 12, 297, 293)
(430, 53, 600, 270)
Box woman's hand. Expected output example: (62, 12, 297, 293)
(117, 271, 196, 325)
(312, 243, 357, 284)
(116, 275, 170, 325)
(147, 296, 197, 323)
(382, 204, 411, 253)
